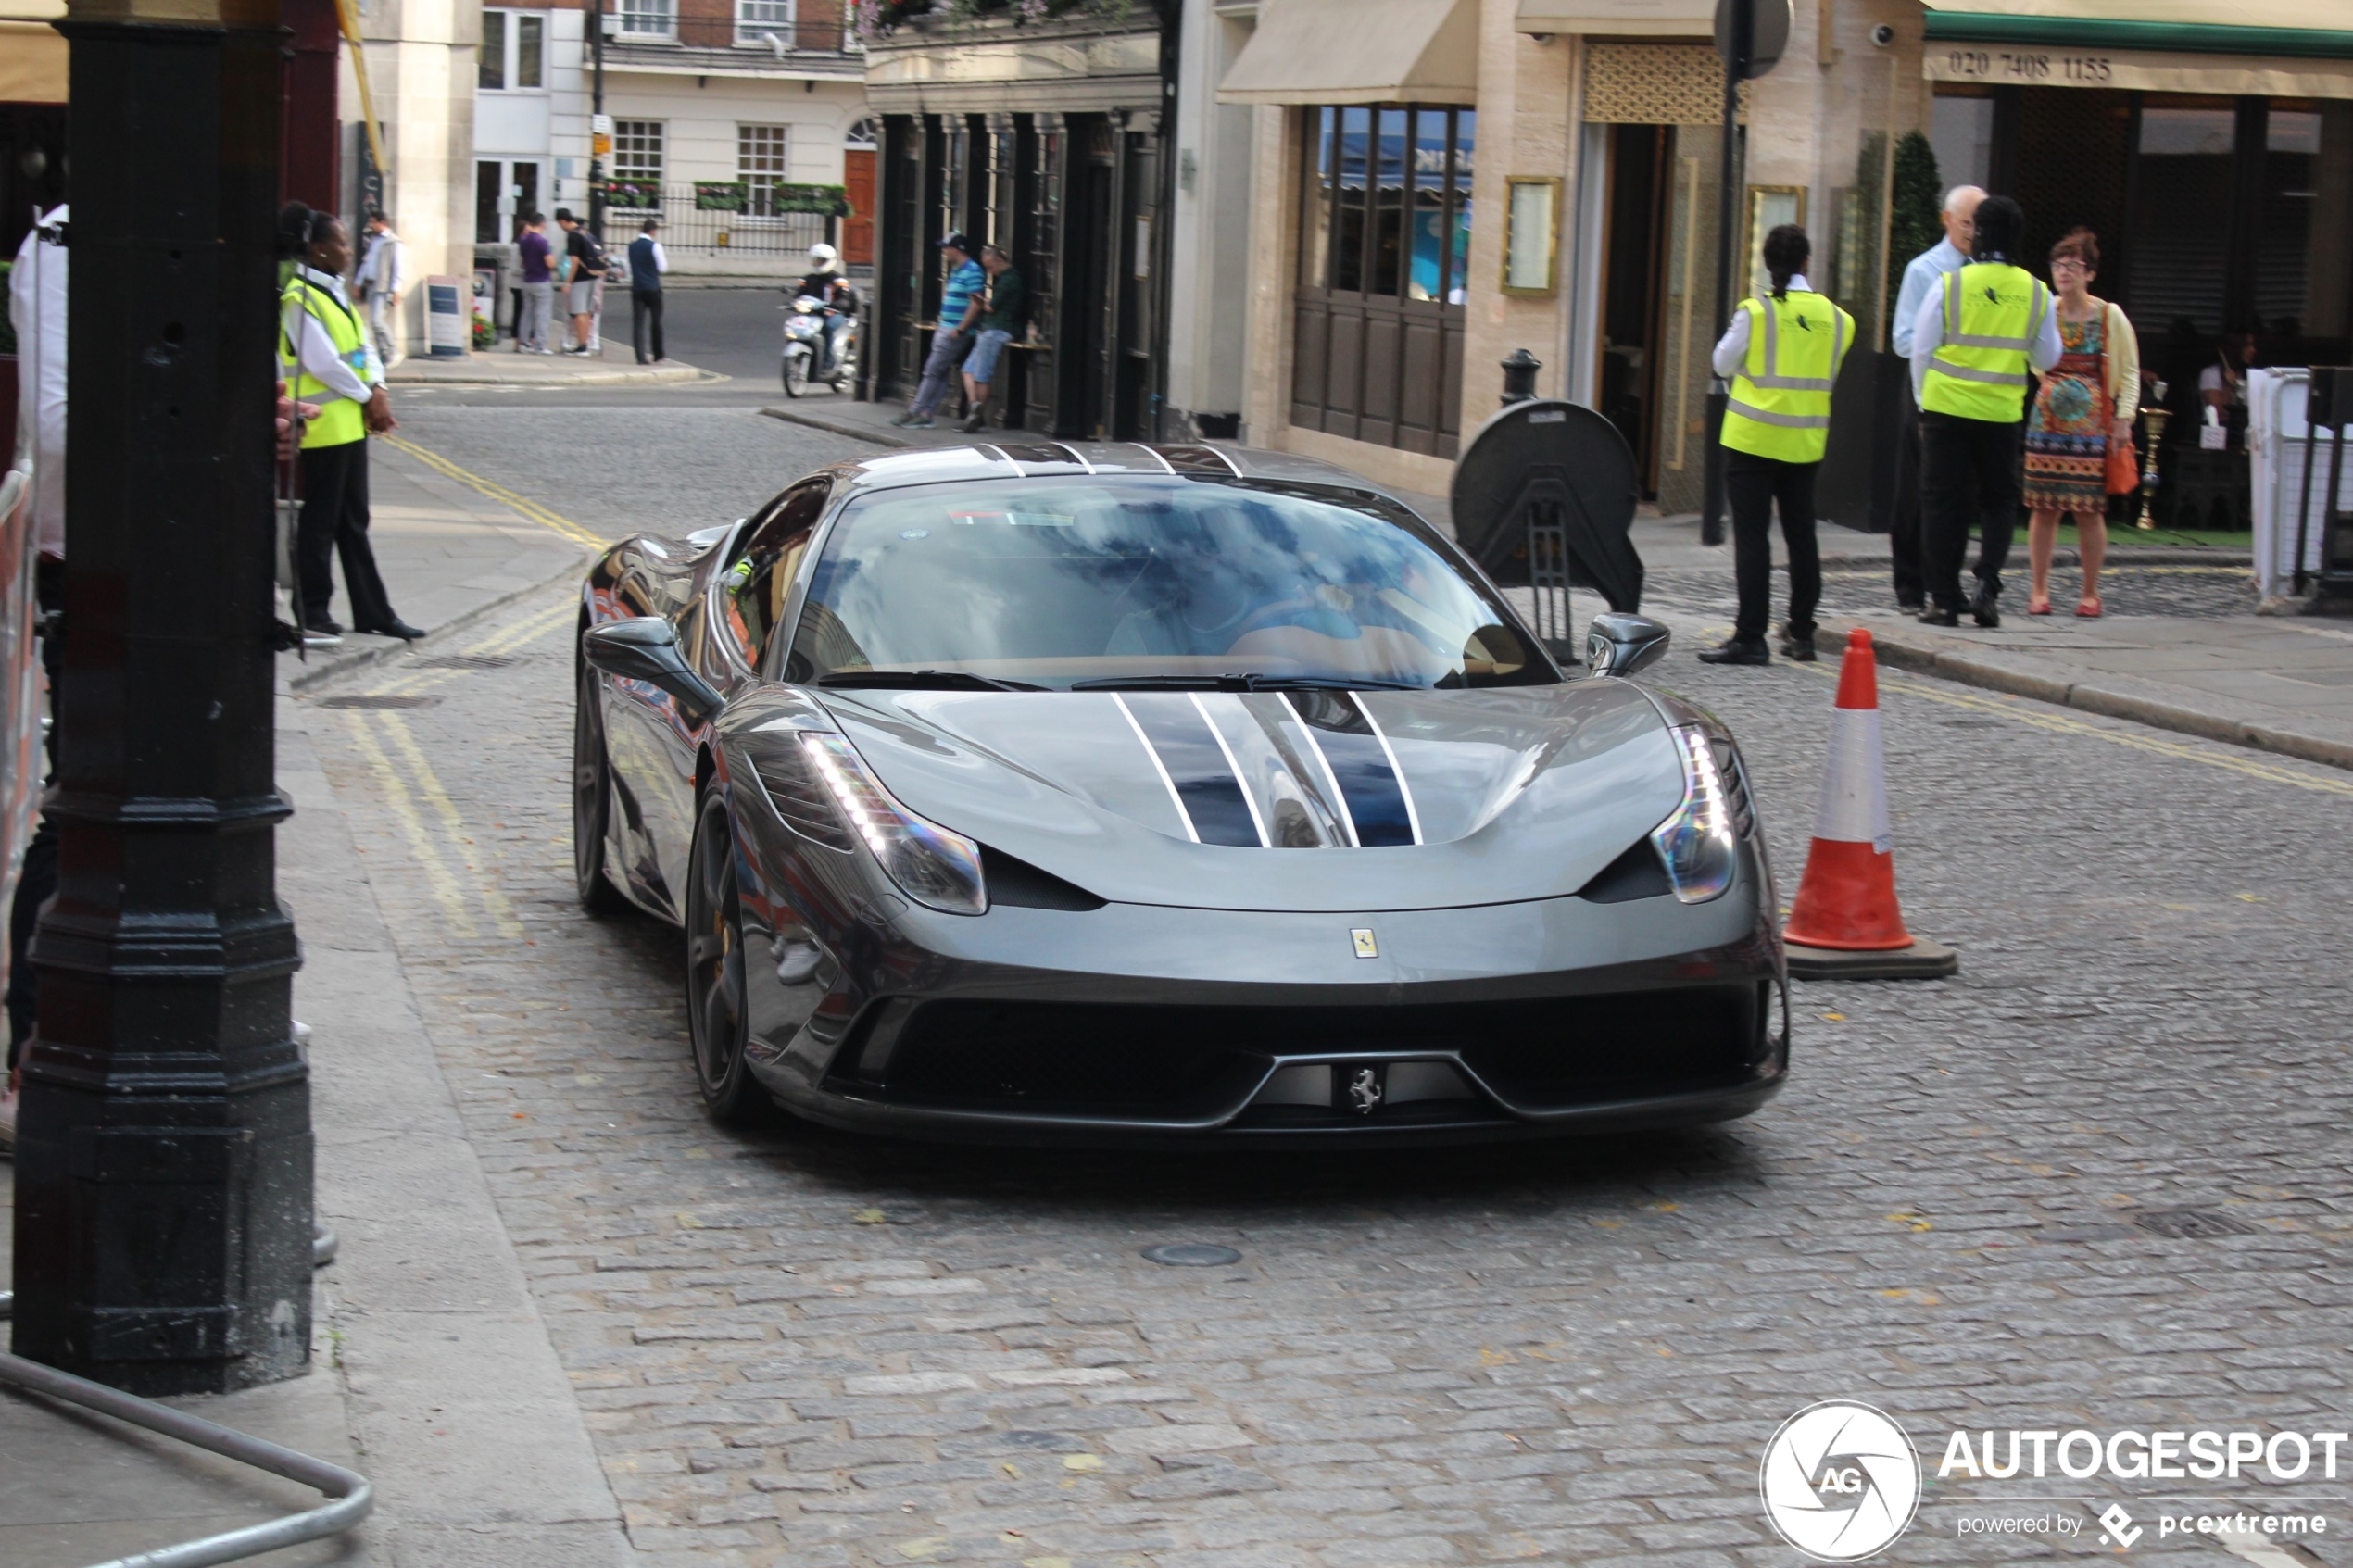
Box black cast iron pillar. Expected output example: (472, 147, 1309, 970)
(12, 0, 312, 1396)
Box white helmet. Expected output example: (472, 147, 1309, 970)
(808, 243, 838, 268)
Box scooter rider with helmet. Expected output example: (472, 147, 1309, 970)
(793, 244, 857, 375)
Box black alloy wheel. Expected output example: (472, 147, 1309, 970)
(573, 654, 629, 916)
(685, 789, 767, 1123)
(782, 348, 810, 398)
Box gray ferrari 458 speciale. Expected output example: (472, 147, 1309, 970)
(573, 441, 1787, 1144)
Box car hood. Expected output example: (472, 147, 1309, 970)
(813, 684, 1684, 913)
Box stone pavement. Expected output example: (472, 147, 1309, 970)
(390, 351, 711, 389)
(277, 430, 602, 692)
(283, 568, 2353, 1568)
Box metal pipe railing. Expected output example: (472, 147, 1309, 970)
(0, 1219, 367, 1568)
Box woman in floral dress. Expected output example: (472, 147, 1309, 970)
(2023, 228, 2139, 617)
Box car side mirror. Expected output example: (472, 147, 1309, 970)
(583, 616, 725, 726)
(1585, 613, 1671, 678)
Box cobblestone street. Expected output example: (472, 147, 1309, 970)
(294, 411, 2353, 1568)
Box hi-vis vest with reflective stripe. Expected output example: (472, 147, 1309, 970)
(280, 276, 369, 449)
(1721, 290, 1853, 463)
(1920, 261, 2051, 422)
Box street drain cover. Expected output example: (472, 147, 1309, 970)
(1142, 1243, 1241, 1268)
(413, 653, 520, 671)
(316, 695, 438, 709)
(2131, 1208, 2256, 1239)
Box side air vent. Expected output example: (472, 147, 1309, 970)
(981, 846, 1108, 911)
(1577, 839, 1673, 903)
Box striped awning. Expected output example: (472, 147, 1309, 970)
(1919, 0, 2353, 58)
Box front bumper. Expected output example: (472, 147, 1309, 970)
(737, 871, 1788, 1148)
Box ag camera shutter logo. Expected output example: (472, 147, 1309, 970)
(1760, 1400, 1923, 1560)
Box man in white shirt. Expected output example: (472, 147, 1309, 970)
(1884, 184, 1982, 608)
(354, 207, 407, 369)
(9, 205, 67, 565)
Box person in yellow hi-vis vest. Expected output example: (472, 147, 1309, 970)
(1698, 225, 1853, 666)
(1906, 194, 2062, 628)
(279, 204, 422, 646)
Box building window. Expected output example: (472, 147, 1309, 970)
(1291, 105, 1474, 458)
(736, 0, 792, 46)
(614, 0, 675, 40)
(608, 119, 664, 211)
(740, 124, 791, 217)
(478, 10, 546, 91)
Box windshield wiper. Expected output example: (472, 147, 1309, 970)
(1068, 672, 1426, 693)
(1239, 674, 1424, 692)
(816, 670, 1044, 692)
(1069, 674, 1250, 691)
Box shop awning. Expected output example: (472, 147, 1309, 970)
(1217, 0, 1478, 106)
(1513, 0, 1712, 38)
(1919, 0, 2353, 59)
(0, 8, 67, 104)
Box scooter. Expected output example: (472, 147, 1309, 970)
(780, 295, 857, 397)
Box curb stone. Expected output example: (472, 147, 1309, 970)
(283, 550, 595, 695)
(1824, 616, 2353, 775)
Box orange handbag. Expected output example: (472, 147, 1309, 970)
(2101, 307, 2141, 495)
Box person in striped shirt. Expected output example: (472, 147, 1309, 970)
(892, 232, 984, 429)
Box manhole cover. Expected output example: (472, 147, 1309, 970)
(316, 694, 438, 709)
(1141, 1243, 1241, 1268)
(412, 653, 520, 671)
(2131, 1208, 2255, 1240)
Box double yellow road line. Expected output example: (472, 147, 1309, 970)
(378, 432, 607, 549)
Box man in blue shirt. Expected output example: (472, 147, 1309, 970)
(1887, 184, 1982, 608)
(892, 232, 985, 429)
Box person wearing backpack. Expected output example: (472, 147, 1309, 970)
(554, 208, 607, 357)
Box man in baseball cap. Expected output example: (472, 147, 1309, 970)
(893, 232, 985, 428)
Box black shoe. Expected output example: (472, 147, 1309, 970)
(1697, 637, 1771, 666)
(1972, 593, 2001, 630)
(306, 617, 345, 636)
(359, 620, 427, 641)
(1896, 595, 1925, 612)
(1916, 606, 1960, 627)
(1778, 629, 1818, 662)
(961, 412, 988, 434)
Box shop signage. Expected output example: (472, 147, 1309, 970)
(1924, 43, 2353, 97)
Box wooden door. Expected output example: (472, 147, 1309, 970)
(842, 148, 876, 265)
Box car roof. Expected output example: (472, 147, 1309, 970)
(821, 441, 1416, 509)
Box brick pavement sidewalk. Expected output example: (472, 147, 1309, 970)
(276, 433, 601, 692)
(0, 690, 635, 1567)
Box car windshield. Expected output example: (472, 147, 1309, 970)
(783, 476, 1551, 690)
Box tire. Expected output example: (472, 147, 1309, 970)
(573, 656, 631, 917)
(782, 349, 810, 398)
(684, 789, 768, 1124)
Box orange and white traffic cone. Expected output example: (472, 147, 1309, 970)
(1781, 629, 1958, 980)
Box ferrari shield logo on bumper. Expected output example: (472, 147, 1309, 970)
(1351, 928, 1378, 959)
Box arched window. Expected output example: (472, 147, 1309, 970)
(844, 117, 878, 150)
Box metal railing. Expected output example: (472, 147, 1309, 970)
(599, 183, 833, 255)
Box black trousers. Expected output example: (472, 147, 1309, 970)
(1889, 383, 1926, 604)
(1724, 447, 1821, 642)
(1919, 410, 2022, 611)
(631, 290, 665, 364)
(297, 437, 398, 631)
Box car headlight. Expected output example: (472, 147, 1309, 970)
(749, 732, 988, 916)
(1649, 725, 1740, 904)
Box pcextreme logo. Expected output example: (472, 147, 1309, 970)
(1759, 1401, 1923, 1561)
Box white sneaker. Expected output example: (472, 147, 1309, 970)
(0, 1085, 18, 1152)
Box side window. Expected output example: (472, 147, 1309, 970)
(719, 480, 828, 672)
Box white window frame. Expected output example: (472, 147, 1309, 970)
(612, 0, 676, 42)
(738, 123, 791, 220)
(609, 120, 666, 212)
(735, 0, 793, 48)
(478, 9, 550, 92)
